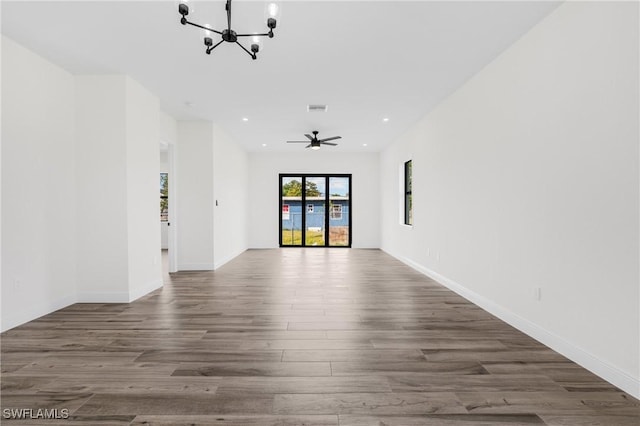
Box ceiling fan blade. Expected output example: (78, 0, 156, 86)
(305, 144, 312, 148)
(304, 134, 314, 141)
(318, 136, 341, 142)
(320, 142, 338, 146)
(287, 141, 309, 143)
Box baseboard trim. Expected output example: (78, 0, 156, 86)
(76, 292, 130, 303)
(177, 263, 215, 271)
(1, 293, 76, 332)
(129, 278, 163, 302)
(214, 248, 247, 270)
(384, 249, 640, 399)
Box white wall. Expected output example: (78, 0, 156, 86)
(380, 1, 639, 397)
(174, 121, 249, 270)
(213, 124, 248, 268)
(160, 111, 177, 145)
(75, 75, 162, 302)
(2, 38, 169, 329)
(1, 36, 77, 331)
(125, 77, 163, 301)
(176, 121, 215, 270)
(248, 152, 380, 248)
(75, 75, 131, 301)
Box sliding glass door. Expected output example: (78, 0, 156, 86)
(328, 176, 350, 246)
(280, 174, 351, 247)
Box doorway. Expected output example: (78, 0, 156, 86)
(279, 174, 351, 247)
(160, 143, 177, 275)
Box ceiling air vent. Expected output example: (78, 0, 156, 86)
(307, 104, 328, 113)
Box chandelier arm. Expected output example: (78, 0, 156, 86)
(236, 33, 270, 37)
(235, 41, 257, 59)
(185, 20, 223, 35)
(207, 40, 225, 54)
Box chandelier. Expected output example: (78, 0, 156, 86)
(178, 0, 278, 60)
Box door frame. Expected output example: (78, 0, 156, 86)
(167, 143, 178, 273)
(279, 173, 352, 248)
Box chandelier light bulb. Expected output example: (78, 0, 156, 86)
(268, 3, 279, 17)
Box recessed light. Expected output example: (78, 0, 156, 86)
(262, 143, 267, 147)
(242, 117, 249, 122)
(382, 117, 389, 122)
(362, 143, 368, 147)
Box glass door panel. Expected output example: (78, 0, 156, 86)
(329, 177, 350, 246)
(305, 177, 326, 246)
(281, 176, 302, 246)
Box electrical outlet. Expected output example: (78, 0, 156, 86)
(13, 278, 21, 289)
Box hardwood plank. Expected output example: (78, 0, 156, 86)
(0, 416, 135, 425)
(20, 377, 220, 395)
(455, 391, 640, 416)
(370, 338, 509, 350)
(74, 392, 274, 415)
(133, 350, 283, 363)
(423, 349, 568, 363)
(287, 321, 404, 331)
(6, 361, 178, 377)
(238, 339, 374, 350)
(386, 373, 565, 392)
(0, 363, 28, 373)
(330, 361, 489, 376)
(202, 331, 328, 340)
(282, 349, 426, 362)
(171, 362, 332, 377)
(273, 392, 467, 415)
(1, 376, 57, 393)
(338, 414, 545, 425)
(539, 415, 640, 425)
(131, 415, 339, 425)
(215, 376, 392, 394)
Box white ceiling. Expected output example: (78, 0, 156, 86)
(1, 1, 560, 152)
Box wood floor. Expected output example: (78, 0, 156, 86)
(1, 249, 638, 425)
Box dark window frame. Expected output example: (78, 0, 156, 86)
(279, 174, 352, 248)
(404, 160, 412, 226)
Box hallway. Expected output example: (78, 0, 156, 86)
(1, 249, 638, 424)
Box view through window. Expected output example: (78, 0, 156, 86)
(280, 174, 351, 247)
(160, 173, 168, 222)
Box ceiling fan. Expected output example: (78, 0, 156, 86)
(287, 131, 341, 150)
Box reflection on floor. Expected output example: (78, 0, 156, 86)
(1, 248, 638, 425)
(161, 248, 168, 279)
